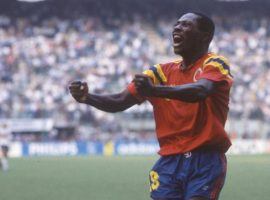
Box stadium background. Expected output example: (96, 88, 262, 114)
(0, 0, 270, 200)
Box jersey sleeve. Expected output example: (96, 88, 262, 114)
(127, 64, 167, 104)
(198, 55, 233, 85)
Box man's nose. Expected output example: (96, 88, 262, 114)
(174, 24, 182, 31)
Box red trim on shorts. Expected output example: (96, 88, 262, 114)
(210, 154, 227, 200)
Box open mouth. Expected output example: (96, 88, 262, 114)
(173, 34, 184, 47)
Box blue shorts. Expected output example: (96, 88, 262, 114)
(149, 151, 227, 200)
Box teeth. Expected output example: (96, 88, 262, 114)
(173, 33, 183, 47)
(173, 42, 182, 47)
(173, 34, 182, 39)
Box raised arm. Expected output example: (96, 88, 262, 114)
(69, 81, 139, 113)
(134, 74, 215, 103)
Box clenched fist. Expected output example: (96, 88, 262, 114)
(69, 81, 89, 103)
(133, 74, 154, 96)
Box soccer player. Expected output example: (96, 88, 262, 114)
(0, 122, 12, 172)
(69, 12, 233, 200)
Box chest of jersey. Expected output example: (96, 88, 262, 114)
(165, 63, 203, 86)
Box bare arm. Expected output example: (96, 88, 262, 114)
(69, 81, 139, 113)
(134, 74, 215, 103)
(82, 90, 138, 112)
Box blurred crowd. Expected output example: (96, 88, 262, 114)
(0, 3, 270, 141)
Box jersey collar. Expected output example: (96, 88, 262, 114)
(179, 53, 211, 72)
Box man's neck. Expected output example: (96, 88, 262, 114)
(181, 49, 208, 70)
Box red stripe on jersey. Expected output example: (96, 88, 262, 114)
(210, 154, 227, 200)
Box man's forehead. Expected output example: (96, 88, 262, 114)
(177, 13, 198, 23)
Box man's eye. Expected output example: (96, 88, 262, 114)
(182, 22, 189, 27)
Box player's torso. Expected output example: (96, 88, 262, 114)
(149, 60, 206, 138)
(147, 53, 233, 155)
(0, 130, 11, 146)
(165, 61, 203, 85)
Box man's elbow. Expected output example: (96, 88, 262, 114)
(196, 85, 213, 101)
(187, 85, 212, 102)
(196, 92, 208, 101)
(186, 93, 207, 103)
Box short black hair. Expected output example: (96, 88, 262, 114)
(192, 12, 215, 43)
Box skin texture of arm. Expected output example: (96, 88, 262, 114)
(82, 90, 139, 113)
(69, 81, 138, 113)
(134, 74, 215, 103)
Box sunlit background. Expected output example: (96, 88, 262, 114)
(1, 1, 270, 200)
(0, 0, 269, 158)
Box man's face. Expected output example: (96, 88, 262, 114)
(172, 13, 203, 56)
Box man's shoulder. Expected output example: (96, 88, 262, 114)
(157, 59, 182, 72)
(203, 53, 230, 66)
(160, 59, 182, 66)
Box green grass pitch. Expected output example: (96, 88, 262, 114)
(0, 155, 270, 200)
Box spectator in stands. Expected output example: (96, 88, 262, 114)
(0, 5, 270, 141)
